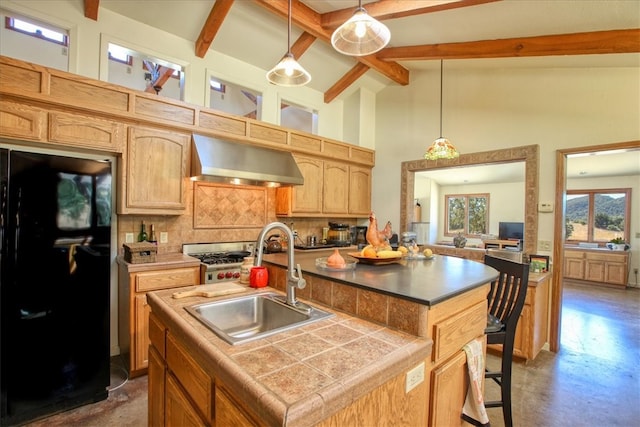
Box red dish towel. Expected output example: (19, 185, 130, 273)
(462, 339, 490, 426)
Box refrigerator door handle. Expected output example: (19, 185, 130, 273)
(14, 187, 21, 257)
(19, 309, 51, 320)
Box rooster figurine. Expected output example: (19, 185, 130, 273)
(366, 211, 393, 250)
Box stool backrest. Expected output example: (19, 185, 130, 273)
(484, 255, 530, 334)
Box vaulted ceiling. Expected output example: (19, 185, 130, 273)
(84, 0, 639, 102)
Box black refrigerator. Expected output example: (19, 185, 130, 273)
(0, 148, 111, 426)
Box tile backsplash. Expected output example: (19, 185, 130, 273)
(117, 180, 369, 255)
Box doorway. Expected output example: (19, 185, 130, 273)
(549, 140, 640, 352)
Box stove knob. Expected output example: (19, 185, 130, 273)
(225, 271, 233, 279)
(217, 272, 225, 280)
(232, 272, 241, 279)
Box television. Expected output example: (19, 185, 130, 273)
(498, 222, 524, 245)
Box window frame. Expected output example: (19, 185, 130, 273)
(444, 193, 490, 238)
(565, 187, 631, 245)
(5, 16, 68, 46)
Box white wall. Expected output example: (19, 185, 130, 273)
(374, 66, 640, 256)
(567, 174, 640, 285)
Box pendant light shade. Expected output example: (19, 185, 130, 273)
(331, 1, 390, 56)
(267, 53, 312, 87)
(425, 60, 459, 160)
(266, 0, 311, 87)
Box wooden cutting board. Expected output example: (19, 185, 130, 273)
(172, 282, 247, 299)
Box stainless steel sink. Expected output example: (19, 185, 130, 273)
(185, 292, 334, 345)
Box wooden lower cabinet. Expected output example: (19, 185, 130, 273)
(118, 257, 200, 377)
(149, 311, 430, 426)
(563, 249, 629, 286)
(425, 285, 489, 427)
(430, 350, 469, 427)
(488, 272, 550, 361)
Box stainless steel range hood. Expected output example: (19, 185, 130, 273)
(191, 134, 303, 187)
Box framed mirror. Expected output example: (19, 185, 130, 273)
(400, 145, 539, 255)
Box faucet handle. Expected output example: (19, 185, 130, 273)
(295, 263, 306, 289)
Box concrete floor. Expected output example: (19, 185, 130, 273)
(22, 281, 640, 426)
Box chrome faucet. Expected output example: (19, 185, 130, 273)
(255, 222, 308, 310)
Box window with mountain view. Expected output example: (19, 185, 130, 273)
(565, 189, 630, 244)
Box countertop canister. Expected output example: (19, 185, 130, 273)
(240, 256, 254, 284)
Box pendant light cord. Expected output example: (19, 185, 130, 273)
(287, 0, 292, 54)
(439, 59, 443, 138)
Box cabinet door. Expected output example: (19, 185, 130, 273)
(429, 350, 468, 427)
(0, 101, 46, 141)
(215, 386, 257, 427)
(584, 260, 605, 282)
(120, 126, 188, 214)
(323, 161, 349, 214)
(605, 262, 627, 285)
(348, 165, 371, 215)
(291, 156, 323, 213)
(48, 111, 124, 152)
(134, 294, 151, 371)
(166, 374, 207, 427)
(563, 257, 585, 280)
(148, 345, 166, 427)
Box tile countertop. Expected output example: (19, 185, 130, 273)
(261, 249, 499, 306)
(147, 287, 432, 426)
(115, 252, 200, 272)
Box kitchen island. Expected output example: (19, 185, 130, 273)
(147, 250, 498, 426)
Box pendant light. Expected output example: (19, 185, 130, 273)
(424, 60, 459, 160)
(331, 0, 390, 56)
(266, 0, 311, 87)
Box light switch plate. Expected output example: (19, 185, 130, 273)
(125, 233, 134, 243)
(160, 232, 168, 244)
(538, 202, 554, 212)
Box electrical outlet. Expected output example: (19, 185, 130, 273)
(405, 362, 425, 393)
(160, 232, 168, 244)
(125, 233, 134, 243)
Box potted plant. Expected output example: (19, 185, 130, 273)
(607, 237, 629, 251)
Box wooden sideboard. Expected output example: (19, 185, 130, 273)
(563, 247, 630, 287)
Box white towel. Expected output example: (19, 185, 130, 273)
(462, 339, 490, 426)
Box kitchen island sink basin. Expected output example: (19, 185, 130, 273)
(185, 292, 334, 345)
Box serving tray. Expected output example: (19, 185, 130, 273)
(348, 252, 403, 265)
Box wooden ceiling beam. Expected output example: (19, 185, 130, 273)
(84, 0, 100, 20)
(378, 29, 640, 61)
(252, 0, 409, 86)
(324, 63, 370, 103)
(290, 31, 317, 59)
(195, 0, 235, 58)
(320, 0, 500, 28)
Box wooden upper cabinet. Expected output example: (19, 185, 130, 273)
(0, 101, 46, 141)
(323, 161, 349, 214)
(48, 111, 124, 152)
(348, 165, 371, 215)
(118, 126, 188, 214)
(276, 155, 371, 218)
(276, 155, 323, 216)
